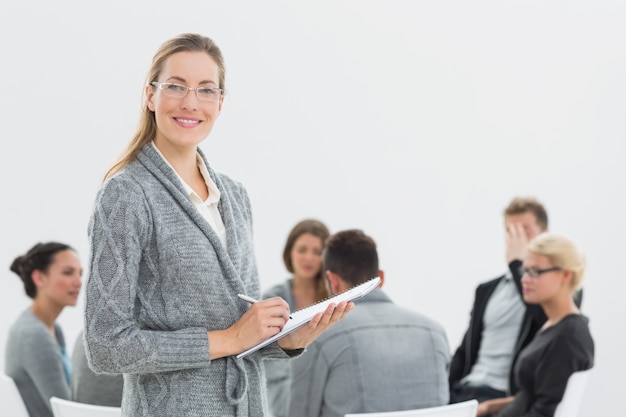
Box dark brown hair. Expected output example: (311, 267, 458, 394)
(323, 229, 379, 287)
(283, 219, 330, 302)
(10, 242, 74, 298)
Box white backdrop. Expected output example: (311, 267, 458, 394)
(1, 1, 624, 415)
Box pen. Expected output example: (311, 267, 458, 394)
(237, 293, 292, 319)
(237, 294, 259, 304)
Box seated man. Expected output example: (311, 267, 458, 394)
(449, 196, 583, 403)
(288, 229, 450, 417)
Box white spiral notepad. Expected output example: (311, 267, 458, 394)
(236, 276, 381, 359)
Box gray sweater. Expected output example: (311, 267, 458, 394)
(289, 289, 451, 417)
(71, 330, 123, 407)
(5, 309, 71, 417)
(84, 143, 290, 417)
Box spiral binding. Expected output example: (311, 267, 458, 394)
(290, 276, 380, 314)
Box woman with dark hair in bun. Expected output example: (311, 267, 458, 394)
(5, 242, 82, 417)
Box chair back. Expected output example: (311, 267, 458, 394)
(0, 374, 29, 417)
(344, 400, 478, 417)
(554, 368, 593, 417)
(50, 396, 122, 417)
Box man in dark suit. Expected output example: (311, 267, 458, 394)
(449, 196, 582, 403)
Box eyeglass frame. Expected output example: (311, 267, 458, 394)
(150, 82, 223, 101)
(521, 266, 562, 278)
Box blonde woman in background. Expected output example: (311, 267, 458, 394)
(477, 233, 594, 417)
(262, 219, 331, 417)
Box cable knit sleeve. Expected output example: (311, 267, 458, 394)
(84, 176, 212, 375)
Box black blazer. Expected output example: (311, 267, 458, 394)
(448, 260, 583, 395)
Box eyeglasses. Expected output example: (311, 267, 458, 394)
(521, 266, 562, 278)
(151, 82, 223, 102)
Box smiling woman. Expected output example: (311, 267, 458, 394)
(4, 242, 82, 417)
(82, 33, 352, 417)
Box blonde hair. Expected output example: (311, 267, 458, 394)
(104, 33, 226, 181)
(527, 233, 586, 292)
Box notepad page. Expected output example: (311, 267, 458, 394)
(236, 276, 380, 359)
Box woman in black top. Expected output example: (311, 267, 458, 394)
(477, 233, 594, 417)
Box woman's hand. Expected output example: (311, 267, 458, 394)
(505, 222, 529, 263)
(277, 300, 354, 351)
(476, 396, 514, 417)
(476, 400, 491, 417)
(209, 297, 290, 359)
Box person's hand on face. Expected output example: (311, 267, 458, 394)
(506, 222, 528, 263)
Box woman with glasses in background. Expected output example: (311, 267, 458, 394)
(5, 242, 82, 417)
(83, 33, 352, 417)
(476, 233, 594, 417)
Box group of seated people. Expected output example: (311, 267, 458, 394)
(4, 196, 594, 417)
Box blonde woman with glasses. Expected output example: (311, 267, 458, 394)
(476, 233, 594, 417)
(83, 33, 352, 417)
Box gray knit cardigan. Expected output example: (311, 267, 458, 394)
(84, 143, 290, 417)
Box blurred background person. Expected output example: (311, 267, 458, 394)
(288, 229, 451, 417)
(263, 219, 331, 417)
(71, 329, 123, 406)
(450, 197, 582, 404)
(476, 233, 594, 417)
(5, 242, 82, 417)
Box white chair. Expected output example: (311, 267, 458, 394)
(0, 374, 30, 417)
(50, 396, 122, 417)
(344, 400, 478, 417)
(554, 368, 593, 417)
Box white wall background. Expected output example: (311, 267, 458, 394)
(1, 1, 625, 415)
